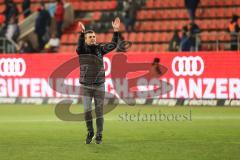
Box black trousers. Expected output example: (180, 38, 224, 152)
(82, 83, 105, 135)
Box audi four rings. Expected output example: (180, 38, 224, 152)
(0, 58, 26, 77)
(172, 56, 204, 76)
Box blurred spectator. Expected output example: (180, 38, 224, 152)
(189, 22, 201, 51)
(184, 0, 200, 22)
(228, 14, 239, 50)
(189, 22, 200, 34)
(168, 30, 181, 51)
(47, 3, 56, 18)
(180, 23, 201, 52)
(123, 0, 131, 11)
(18, 40, 35, 53)
(123, 10, 136, 32)
(44, 32, 60, 52)
(0, 26, 6, 53)
(22, 0, 31, 18)
(35, 3, 51, 51)
(3, 1, 12, 24)
(5, 17, 20, 42)
(3, 1, 19, 25)
(55, 0, 65, 38)
(11, 3, 19, 21)
(117, 0, 124, 10)
(150, 58, 162, 77)
(180, 25, 191, 51)
(0, 15, 4, 29)
(122, 0, 137, 32)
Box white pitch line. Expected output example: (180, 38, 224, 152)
(0, 116, 240, 123)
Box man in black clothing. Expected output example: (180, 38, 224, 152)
(184, 0, 200, 22)
(22, 0, 31, 18)
(228, 15, 239, 50)
(34, 3, 51, 51)
(76, 17, 120, 144)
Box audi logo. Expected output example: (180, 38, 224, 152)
(0, 58, 26, 77)
(172, 56, 204, 76)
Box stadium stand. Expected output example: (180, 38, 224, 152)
(0, 0, 56, 21)
(58, 0, 240, 53)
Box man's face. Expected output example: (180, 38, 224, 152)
(85, 33, 96, 45)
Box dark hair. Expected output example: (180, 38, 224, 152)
(173, 29, 179, 36)
(152, 58, 160, 65)
(85, 30, 95, 34)
(231, 14, 239, 23)
(182, 25, 188, 32)
(40, 2, 45, 8)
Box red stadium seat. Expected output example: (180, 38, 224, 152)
(146, 0, 154, 8)
(152, 21, 161, 31)
(138, 32, 145, 42)
(200, 32, 209, 41)
(144, 32, 152, 42)
(97, 33, 105, 43)
(152, 44, 160, 52)
(129, 33, 137, 42)
(0, 4, 5, 13)
(93, 12, 101, 21)
(137, 11, 145, 20)
(122, 32, 128, 40)
(146, 10, 154, 19)
(105, 33, 112, 42)
(61, 34, 69, 44)
(152, 32, 160, 42)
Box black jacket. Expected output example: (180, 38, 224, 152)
(76, 32, 119, 85)
(35, 9, 51, 35)
(185, 0, 200, 9)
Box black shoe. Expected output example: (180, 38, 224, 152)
(95, 134, 102, 144)
(85, 132, 94, 144)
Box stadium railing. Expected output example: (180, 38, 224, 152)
(0, 37, 18, 53)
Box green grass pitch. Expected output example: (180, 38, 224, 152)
(0, 104, 240, 160)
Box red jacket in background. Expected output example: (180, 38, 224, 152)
(55, 2, 64, 22)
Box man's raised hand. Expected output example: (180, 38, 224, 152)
(78, 21, 85, 33)
(112, 17, 120, 32)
